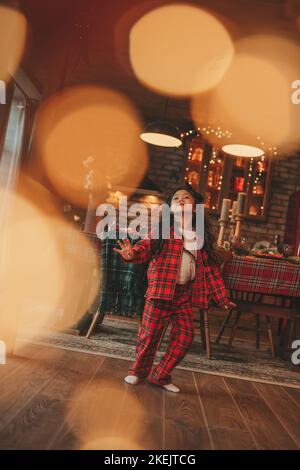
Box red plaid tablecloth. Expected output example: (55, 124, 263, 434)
(222, 256, 300, 298)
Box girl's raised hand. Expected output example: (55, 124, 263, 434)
(224, 301, 237, 311)
(113, 239, 135, 261)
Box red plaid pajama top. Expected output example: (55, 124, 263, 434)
(126, 230, 229, 310)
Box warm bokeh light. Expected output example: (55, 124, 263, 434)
(34, 86, 148, 208)
(0, 5, 27, 81)
(0, 347, 67, 449)
(67, 380, 145, 449)
(80, 437, 142, 450)
(129, 4, 234, 97)
(192, 34, 300, 151)
(17, 174, 63, 218)
(0, 182, 100, 353)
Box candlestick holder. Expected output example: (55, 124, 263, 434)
(217, 219, 229, 247)
(230, 212, 251, 255)
(229, 217, 236, 245)
(234, 213, 244, 243)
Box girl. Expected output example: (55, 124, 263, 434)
(114, 183, 234, 393)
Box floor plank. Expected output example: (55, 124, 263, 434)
(0, 347, 71, 435)
(47, 356, 129, 450)
(194, 373, 258, 449)
(1, 346, 299, 450)
(0, 343, 50, 384)
(164, 368, 212, 450)
(225, 378, 299, 450)
(116, 410, 163, 450)
(121, 357, 165, 449)
(0, 350, 104, 450)
(254, 383, 300, 447)
(122, 376, 163, 417)
(97, 357, 163, 450)
(282, 387, 300, 408)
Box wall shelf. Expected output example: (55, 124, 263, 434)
(183, 136, 272, 221)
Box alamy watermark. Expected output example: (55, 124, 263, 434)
(291, 80, 300, 104)
(0, 80, 6, 104)
(95, 197, 205, 250)
(291, 340, 300, 365)
(0, 340, 6, 365)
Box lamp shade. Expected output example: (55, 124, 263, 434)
(222, 144, 264, 158)
(140, 121, 182, 147)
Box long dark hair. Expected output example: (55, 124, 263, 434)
(150, 182, 218, 265)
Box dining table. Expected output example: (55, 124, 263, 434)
(222, 254, 300, 298)
(221, 254, 300, 358)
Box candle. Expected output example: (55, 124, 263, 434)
(231, 201, 238, 219)
(220, 198, 231, 221)
(237, 192, 246, 214)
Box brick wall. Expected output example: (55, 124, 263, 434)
(146, 146, 300, 248)
(146, 146, 187, 195)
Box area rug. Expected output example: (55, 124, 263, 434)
(17, 316, 300, 389)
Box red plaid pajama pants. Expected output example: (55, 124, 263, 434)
(128, 282, 194, 386)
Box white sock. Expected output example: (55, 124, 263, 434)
(124, 375, 140, 385)
(162, 383, 180, 393)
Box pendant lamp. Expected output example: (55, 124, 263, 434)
(140, 98, 182, 148)
(140, 120, 182, 147)
(222, 144, 264, 158)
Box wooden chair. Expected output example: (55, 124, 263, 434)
(215, 289, 299, 359)
(86, 308, 105, 338)
(199, 310, 212, 359)
(157, 321, 169, 350)
(157, 310, 213, 359)
(86, 313, 168, 368)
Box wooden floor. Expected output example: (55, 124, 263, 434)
(0, 343, 300, 450)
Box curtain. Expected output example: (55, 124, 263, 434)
(0, 85, 26, 280)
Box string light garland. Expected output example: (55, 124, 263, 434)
(183, 126, 279, 214)
(182, 128, 278, 163)
(210, 146, 218, 164)
(181, 125, 232, 140)
(182, 127, 278, 156)
(183, 125, 232, 191)
(247, 137, 277, 197)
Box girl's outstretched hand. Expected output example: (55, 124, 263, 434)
(224, 301, 237, 311)
(113, 239, 135, 261)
